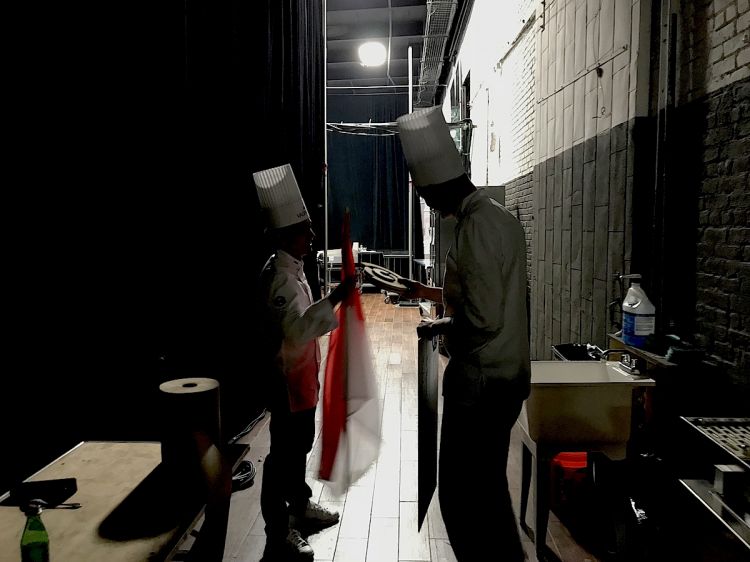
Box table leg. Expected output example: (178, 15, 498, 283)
(535, 452, 552, 558)
(520, 442, 532, 538)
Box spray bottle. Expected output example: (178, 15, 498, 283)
(21, 500, 49, 562)
(621, 274, 655, 349)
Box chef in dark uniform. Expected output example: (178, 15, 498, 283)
(397, 108, 531, 562)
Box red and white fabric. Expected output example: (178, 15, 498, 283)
(319, 214, 381, 494)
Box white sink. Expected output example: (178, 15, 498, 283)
(518, 360, 655, 460)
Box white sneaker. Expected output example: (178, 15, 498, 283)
(285, 528, 313, 560)
(292, 500, 340, 528)
(262, 529, 313, 561)
(261, 529, 315, 562)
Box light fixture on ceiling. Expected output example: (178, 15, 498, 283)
(358, 42, 387, 67)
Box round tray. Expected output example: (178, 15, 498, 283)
(361, 262, 409, 293)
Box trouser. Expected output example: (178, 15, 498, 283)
(260, 405, 315, 542)
(438, 375, 525, 561)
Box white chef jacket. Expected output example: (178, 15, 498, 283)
(442, 189, 531, 403)
(260, 250, 339, 412)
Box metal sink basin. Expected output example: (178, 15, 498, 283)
(518, 360, 655, 460)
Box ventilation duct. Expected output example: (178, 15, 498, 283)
(417, 0, 458, 107)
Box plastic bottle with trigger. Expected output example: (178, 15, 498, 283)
(621, 274, 655, 349)
(21, 500, 49, 562)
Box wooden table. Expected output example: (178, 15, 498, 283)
(0, 440, 245, 562)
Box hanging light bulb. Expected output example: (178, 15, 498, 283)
(358, 42, 387, 67)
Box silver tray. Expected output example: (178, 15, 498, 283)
(682, 417, 750, 470)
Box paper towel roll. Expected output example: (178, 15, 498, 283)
(159, 378, 222, 479)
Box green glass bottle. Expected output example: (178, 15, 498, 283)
(20, 501, 49, 562)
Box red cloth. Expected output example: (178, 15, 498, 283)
(319, 213, 380, 490)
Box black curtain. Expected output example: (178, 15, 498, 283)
(2, 0, 324, 491)
(326, 95, 422, 255)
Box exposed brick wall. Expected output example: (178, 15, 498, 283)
(498, 20, 537, 180)
(693, 77, 750, 387)
(517, 0, 536, 22)
(465, 3, 537, 185)
(675, 0, 750, 405)
(679, 0, 750, 99)
(502, 171, 535, 281)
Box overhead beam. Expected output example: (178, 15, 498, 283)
(327, 58, 420, 75)
(326, 46, 422, 64)
(327, 23, 424, 43)
(328, 0, 424, 7)
(327, 5, 425, 22)
(328, 33, 424, 50)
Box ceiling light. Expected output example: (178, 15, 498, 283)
(358, 42, 387, 67)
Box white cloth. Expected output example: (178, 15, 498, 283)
(321, 301, 381, 495)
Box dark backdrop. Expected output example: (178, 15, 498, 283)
(3, 0, 324, 492)
(326, 95, 421, 254)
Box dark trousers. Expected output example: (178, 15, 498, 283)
(260, 405, 315, 542)
(438, 381, 525, 561)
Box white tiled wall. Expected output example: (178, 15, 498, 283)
(533, 0, 653, 162)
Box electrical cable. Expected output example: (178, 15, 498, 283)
(231, 459, 257, 492)
(227, 409, 266, 492)
(227, 409, 267, 445)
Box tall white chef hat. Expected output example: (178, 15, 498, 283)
(253, 164, 310, 229)
(397, 107, 465, 187)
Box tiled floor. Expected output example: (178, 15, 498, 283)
(209, 292, 602, 562)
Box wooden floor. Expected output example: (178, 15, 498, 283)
(210, 292, 601, 562)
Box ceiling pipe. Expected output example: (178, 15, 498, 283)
(328, 84, 410, 89)
(434, 0, 474, 106)
(323, 0, 329, 294)
(408, 44, 414, 281)
(387, 0, 396, 86)
(418, 0, 459, 106)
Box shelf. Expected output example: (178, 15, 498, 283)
(608, 333, 677, 369)
(679, 479, 750, 550)
(681, 417, 750, 470)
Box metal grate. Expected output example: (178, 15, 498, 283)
(683, 417, 750, 468)
(417, 1, 458, 107)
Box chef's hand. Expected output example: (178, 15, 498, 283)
(401, 278, 425, 299)
(416, 316, 453, 339)
(329, 275, 357, 306)
(402, 279, 443, 303)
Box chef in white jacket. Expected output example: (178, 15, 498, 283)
(254, 164, 353, 562)
(397, 108, 530, 562)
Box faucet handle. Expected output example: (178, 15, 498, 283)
(586, 343, 604, 360)
(619, 353, 645, 374)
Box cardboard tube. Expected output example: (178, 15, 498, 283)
(158, 378, 222, 480)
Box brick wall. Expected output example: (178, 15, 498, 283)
(677, 0, 750, 389)
(461, 1, 537, 185)
(497, 20, 537, 180)
(679, 0, 750, 99)
(502, 171, 535, 281)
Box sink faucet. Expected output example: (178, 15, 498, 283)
(585, 344, 620, 360)
(619, 353, 645, 375)
(586, 345, 647, 375)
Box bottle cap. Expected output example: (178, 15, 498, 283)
(21, 499, 44, 516)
